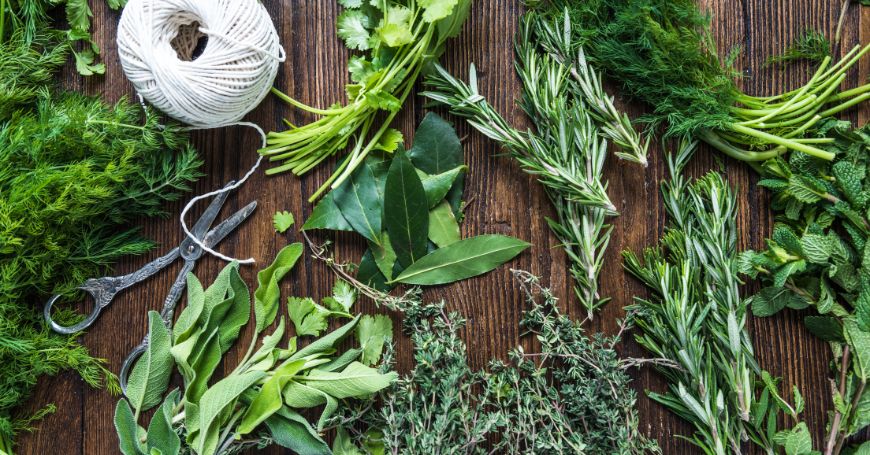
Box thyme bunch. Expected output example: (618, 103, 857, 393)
(624, 141, 806, 455)
(422, 10, 645, 319)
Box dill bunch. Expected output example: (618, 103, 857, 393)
(539, 0, 870, 163)
(328, 270, 658, 454)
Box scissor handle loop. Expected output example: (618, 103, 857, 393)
(43, 291, 105, 335)
(119, 338, 148, 394)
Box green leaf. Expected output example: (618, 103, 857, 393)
(419, 0, 459, 22)
(428, 200, 461, 248)
(773, 422, 815, 455)
(408, 113, 464, 174)
(376, 6, 413, 47)
(237, 359, 307, 435)
(126, 311, 173, 414)
(374, 128, 403, 152)
(114, 399, 144, 455)
(364, 90, 402, 112)
(265, 409, 331, 455)
(333, 160, 385, 244)
(371, 233, 398, 280)
(303, 192, 354, 231)
(282, 381, 338, 430)
(194, 370, 266, 455)
(804, 316, 844, 342)
(390, 234, 529, 285)
(357, 249, 390, 291)
(788, 175, 825, 203)
(288, 297, 333, 337)
(273, 211, 295, 233)
(302, 362, 397, 398)
(65, 0, 93, 32)
(356, 315, 393, 365)
(322, 280, 356, 312)
(801, 233, 832, 264)
(255, 244, 304, 332)
(333, 427, 364, 455)
(290, 315, 361, 361)
(217, 268, 251, 353)
(174, 274, 205, 343)
(146, 390, 181, 455)
(418, 166, 467, 208)
(337, 10, 373, 51)
(845, 319, 870, 380)
(384, 149, 429, 267)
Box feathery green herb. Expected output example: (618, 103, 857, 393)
(115, 246, 397, 455)
(261, 0, 471, 201)
(543, 0, 869, 163)
(422, 10, 645, 319)
(739, 120, 870, 455)
(623, 141, 807, 455)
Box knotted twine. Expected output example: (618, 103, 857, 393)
(117, 0, 284, 263)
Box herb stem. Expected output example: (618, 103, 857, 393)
(728, 124, 835, 160)
(824, 345, 850, 455)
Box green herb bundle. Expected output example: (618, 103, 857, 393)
(261, 0, 471, 201)
(421, 11, 645, 319)
(324, 264, 657, 454)
(624, 142, 807, 455)
(543, 0, 869, 163)
(302, 113, 530, 289)
(115, 245, 397, 455)
(740, 121, 870, 454)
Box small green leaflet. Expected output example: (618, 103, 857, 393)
(419, 0, 460, 22)
(255, 243, 303, 332)
(126, 311, 173, 414)
(337, 10, 373, 51)
(385, 149, 429, 267)
(428, 200, 461, 248)
(356, 314, 393, 365)
(289, 297, 344, 337)
(377, 6, 414, 47)
(302, 191, 354, 232)
(772, 422, 814, 455)
(390, 234, 530, 285)
(323, 280, 357, 312)
(273, 210, 295, 233)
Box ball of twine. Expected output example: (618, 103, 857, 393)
(117, 0, 284, 127)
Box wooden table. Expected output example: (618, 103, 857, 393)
(17, 0, 870, 453)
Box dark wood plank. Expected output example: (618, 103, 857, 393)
(14, 0, 869, 453)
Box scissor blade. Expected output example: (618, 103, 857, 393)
(189, 181, 235, 239)
(201, 201, 257, 249)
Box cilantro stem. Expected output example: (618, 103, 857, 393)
(269, 88, 350, 115)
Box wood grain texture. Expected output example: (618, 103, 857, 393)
(15, 0, 869, 453)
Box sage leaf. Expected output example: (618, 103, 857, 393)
(418, 165, 466, 208)
(265, 408, 331, 455)
(126, 311, 173, 414)
(302, 362, 398, 398)
(318, 348, 362, 373)
(428, 200, 461, 248)
(290, 315, 361, 361)
(114, 399, 144, 455)
(194, 370, 266, 455)
(247, 317, 286, 369)
(237, 359, 307, 435)
(173, 273, 205, 343)
(255, 243, 303, 332)
(216, 268, 250, 353)
(184, 328, 222, 405)
(355, 315, 393, 365)
(146, 389, 181, 455)
(302, 191, 354, 232)
(333, 160, 384, 244)
(390, 234, 530, 285)
(282, 380, 338, 429)
(384, 149, 429, 267)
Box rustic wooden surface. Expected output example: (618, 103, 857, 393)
(16, 0, 870, 453)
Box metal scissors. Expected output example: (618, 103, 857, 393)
(43, 186, 257, 391)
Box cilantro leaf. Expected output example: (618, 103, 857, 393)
(419, 0, 459, 22)
(323, 280, 356, 313)
(288, 297, 330, 336)
(377, 6, 413, 47)
(273, 211, 295, 233)
(338, 10, 374, 51)
(355, 314, 393, 365)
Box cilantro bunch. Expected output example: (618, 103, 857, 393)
(261, 0, 471, 201)
(740, 121, 870, 454)
(544, 0, 869, 164)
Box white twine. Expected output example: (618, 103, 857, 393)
(117, 0, 284, 263)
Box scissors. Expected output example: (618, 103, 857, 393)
(43, 186, 257, 392)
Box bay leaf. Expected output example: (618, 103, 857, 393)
(333, 160, 384, 244)
(302, 191, 353, 232)
(407, 112, 462, 174)
(417, 166, 466, 208)
(370, 232, 397, 279)
(428, 200, 461, 248)
(390, 234, 530, 285)
(384, 149, 429, 267)
(126, 311, 173, 414)
(357, 249, 390, 291)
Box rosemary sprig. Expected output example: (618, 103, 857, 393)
(623, 141, 805, 455)
(422, 11, 647, 318)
